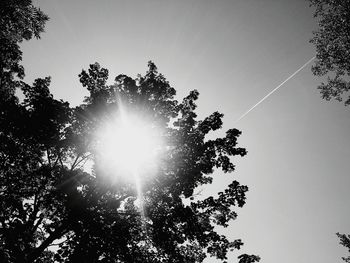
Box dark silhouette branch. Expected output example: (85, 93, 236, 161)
(29, 223, 69, 262)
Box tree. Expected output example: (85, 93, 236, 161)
(309, 0, 350, 105)
(0, 1, 260, 263)
(310, 3, 350, 260)
(337, 233, 350, 263)
(1, 61, 260, 263)
(0, 0, 49, 98)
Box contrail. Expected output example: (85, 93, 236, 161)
(237, 56, 315, 122)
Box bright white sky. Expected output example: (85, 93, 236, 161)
(22, 0, 350, 262)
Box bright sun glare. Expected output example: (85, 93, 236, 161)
(96, 109, 162, 179)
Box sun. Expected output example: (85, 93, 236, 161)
(95, 109, 162, 179)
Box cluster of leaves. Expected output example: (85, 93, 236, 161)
(0, 0, 49, 98)
(337, 233, 350, 263)
(0, 1, 260, 262)
(309, 0, 350, 105)
(310, 3, 350, 261)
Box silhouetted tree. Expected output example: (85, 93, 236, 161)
(1, 61, 260, 263)
(337, 233, 350, 263)
(0, 1, 260, 263)
(0, 1, 67, 262)
(0, 0, 49, 98)
(309, 0, 350, 105)
(310, 3, 350, 259)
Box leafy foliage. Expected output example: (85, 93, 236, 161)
(309, 0, 350, 105)
(337, 233, 350, 263)
(0, 1, 260, 262)
(0, 0, 49, 98)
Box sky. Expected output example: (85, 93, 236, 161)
(21, 0, 350, 262)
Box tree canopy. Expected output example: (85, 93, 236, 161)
(0, 1, 259, 262)
(0, 0, 49, 98)
(309, 0, 350, 105)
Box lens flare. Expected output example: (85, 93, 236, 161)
(95, 103, 165, 230)
(95, 107, 163, 182)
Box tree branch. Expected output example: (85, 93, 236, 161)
(70, 153, 81, 171)
(28, 222, 68, 262)
(72, 153, 92, 171)
(46, 148, 51, 166)
(31, 215, 44, 234)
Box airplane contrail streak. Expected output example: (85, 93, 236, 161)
(237, 56, 315, 122)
